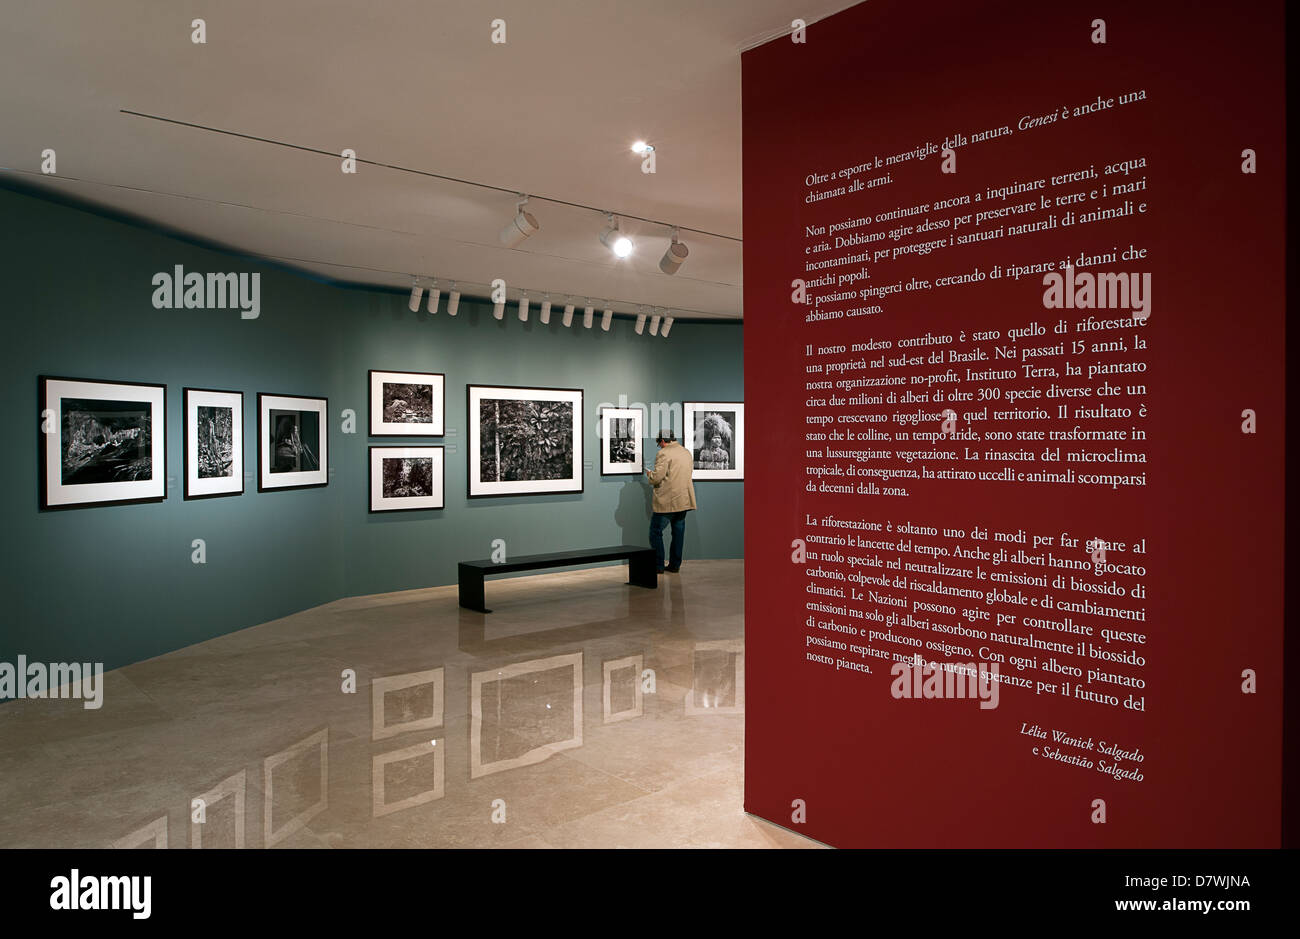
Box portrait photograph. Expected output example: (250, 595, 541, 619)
(600, 406, 644, 475)
(683, 401, 744, 480)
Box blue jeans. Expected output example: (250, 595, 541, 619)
(649, 511, 687, 570)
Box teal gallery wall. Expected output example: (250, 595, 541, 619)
(0, 186, 744, 672)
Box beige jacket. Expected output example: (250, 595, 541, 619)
(645, 441, 697, 513)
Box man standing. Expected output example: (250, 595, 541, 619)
(645, 429, 697, 573)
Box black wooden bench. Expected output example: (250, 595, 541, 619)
(457, 544, 658, 613)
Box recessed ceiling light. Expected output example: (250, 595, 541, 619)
(631, 140, 655, 154)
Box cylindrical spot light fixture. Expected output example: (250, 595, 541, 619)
(599, 215, 634, 258)
(562, 298, 575, 327)
(540, 294, 552, 324)
(408, 279, 424, 313)
(601, 307, 613, 331)
(500, 197, 540, 248)
(427, 279, 440, 314)
(447, 283, 460, 315)
(660, 230, 689, 275)
(661, 315, 674, 338)
(518, 291, 530, 322)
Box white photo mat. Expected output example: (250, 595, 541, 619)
(369, 370, 445, 436)
(369, 446, 444, 512)
(258, 393, 328, 491)
(184, 388, 244, 499)
(684, 401, 745, 480)
(41, 377, 167, 509)
(467, 384, 583, 497)
(599, 407, 644, 475)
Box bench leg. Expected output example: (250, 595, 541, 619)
(458, 564, 491, 613)
(628, 551, 658, 589)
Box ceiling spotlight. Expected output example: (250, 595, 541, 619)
(661, 314, 674, 338)
(631, 141, 655, 154)
(601, 307, 613, 331)
(599, 215, 634, 259)
(500, 196, 540, 248)
(635, 307, 647, 335)
(660, 228, 689, 275)
(540, 294, 552, 324)
(518, 291, 530, 322)
(447, 283, 460, 315)
(408, 278, 424, 313)
(427, 278, 440, 314)
(583, 302, 595, 329)
(649, 311, 662, 336)
(562, 298, 575, 327)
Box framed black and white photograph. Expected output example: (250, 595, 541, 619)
(184, 388, 244, 499)
(684, 401, 745, 480)
(368, 369, 444, 436)
(39, 376, 167, 510)
(369, 446, 444, 512)
(467, 384, 583, 497)
(257, 393, 328, 491)
(599, 406, 643, 476)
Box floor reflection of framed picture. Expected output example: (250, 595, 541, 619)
(685, 639, 745, 715)
(40, 376, 167, 510)
(262, 728, 328, 847)
(258, 393, 328, 491)
(372, 739, 445, 818)
(602, 654, 644, 723)
(372, 668, 445, 740)
(469, 652, 583, 778)
(369, 446, 444, 513)
(184, 388, 244, 499)
(190, 769, 246, 849)
(110, 815, 168, 849)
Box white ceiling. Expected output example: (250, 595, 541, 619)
(0, 0, 858, 320)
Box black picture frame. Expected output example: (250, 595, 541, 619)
(183, 387, 245, 500)
(368, 445, 445, 513)
(599, 406, 645, 476)
(466, 384, 584, 498)
(683, 401, 745, 480)
(257, 392, 329, 492)
(368, 369, 445, 437)
(38, 375, 168, 511)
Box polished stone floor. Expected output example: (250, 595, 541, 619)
(0, 560, 822, 849)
